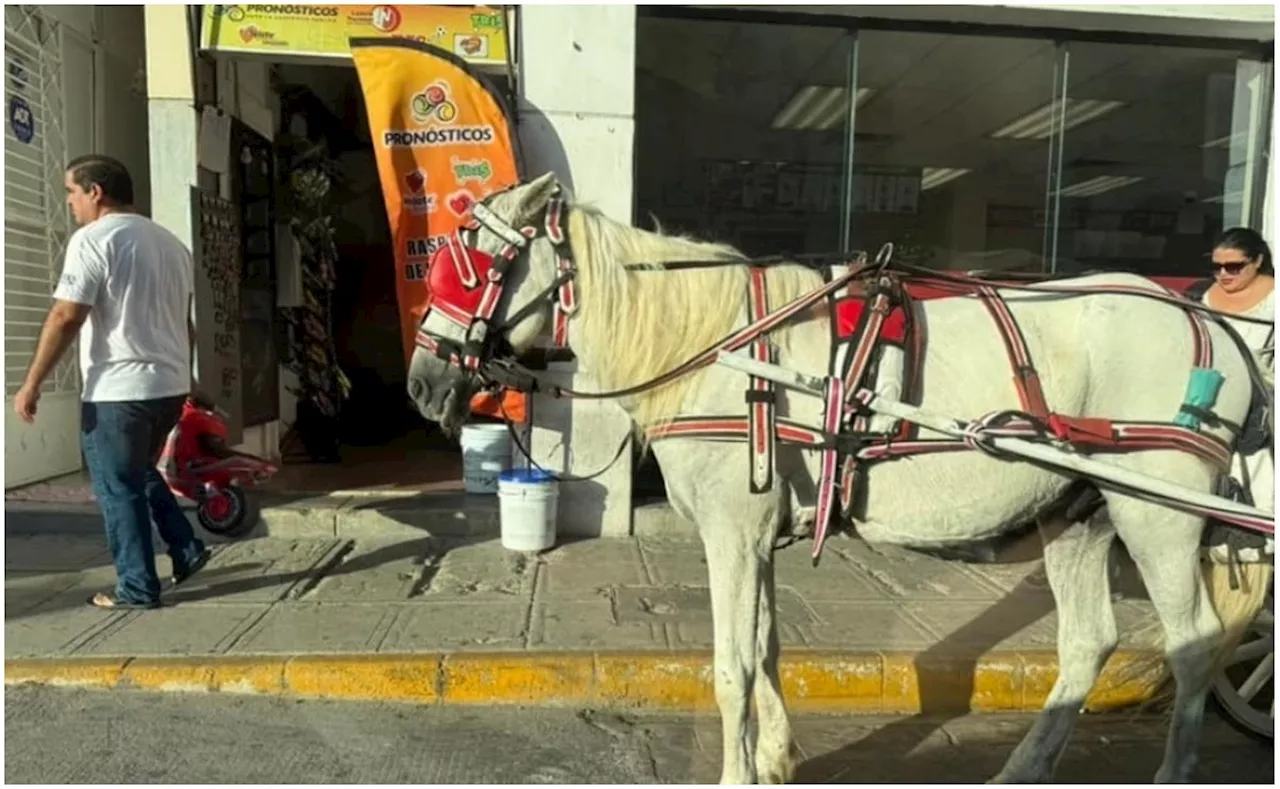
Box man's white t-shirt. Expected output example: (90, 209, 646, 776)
(52, 213, 193, 402)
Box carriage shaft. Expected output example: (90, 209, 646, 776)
(714, 351, 1275, 529)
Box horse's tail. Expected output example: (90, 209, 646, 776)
(1119, 559, 1272, 713)
(1204, 560, 1272, 671)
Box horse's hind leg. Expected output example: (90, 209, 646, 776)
(1106, 494, 1221, 784)
(752, 551, 797, 784)
(992, 513, 1118, 784)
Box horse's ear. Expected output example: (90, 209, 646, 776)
(514, 172, 559, 220)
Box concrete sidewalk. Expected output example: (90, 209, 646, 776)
(4, 526, 1167, 714)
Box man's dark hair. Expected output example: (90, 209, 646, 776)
(66, 154, 134, 206)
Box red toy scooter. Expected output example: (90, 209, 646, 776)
(157, 394, 278, 538)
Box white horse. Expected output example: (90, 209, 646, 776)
(407, 173, 1272, 784)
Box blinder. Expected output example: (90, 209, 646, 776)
(414, 183, 579, 384)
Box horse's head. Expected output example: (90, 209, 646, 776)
(407, 172, 575, 435)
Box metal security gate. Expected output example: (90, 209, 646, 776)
(4, 6, 81, 488)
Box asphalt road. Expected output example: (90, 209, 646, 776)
(4, 686, 1272, 784)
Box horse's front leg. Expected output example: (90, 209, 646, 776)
(703, 513, 768, 784)
(753, 550, 797, 784)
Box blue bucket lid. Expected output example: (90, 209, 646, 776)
(499, 467, 558, 484)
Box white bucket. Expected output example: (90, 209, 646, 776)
(498, 468, 559, 552)
(460, 423, 512, 494)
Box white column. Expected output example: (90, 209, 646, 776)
(144, 6, 198, 244)
(1264, 116, 1276, 243)
(516, 5, 637, 537)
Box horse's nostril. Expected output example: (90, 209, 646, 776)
(408, 379, 425, 400)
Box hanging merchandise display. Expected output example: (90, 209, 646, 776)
(277, 143, 352, 462)
(191, 190, 246, 444)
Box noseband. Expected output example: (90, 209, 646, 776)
(414, 186, 579, 382)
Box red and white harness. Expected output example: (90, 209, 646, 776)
(414, 186, 578, 371)
(411, 188, 1268, 560)
(646, 264, 1249, 561)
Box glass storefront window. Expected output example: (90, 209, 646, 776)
(635, 11, 1272, 279)
(630, 10, 1272, 501)
(849, 31, 1060, 273)
(634, 16, 855, 258)
(1051, 42, 1273, 277)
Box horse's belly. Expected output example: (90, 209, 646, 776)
(854, 454, 1067, 548)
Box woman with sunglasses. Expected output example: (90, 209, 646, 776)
(1186, 227, 1274, 380)
(1204, 227, 1275, 362)
(1191, 226, 1274, 524)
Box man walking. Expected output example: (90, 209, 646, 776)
(15, 155, 210, 609)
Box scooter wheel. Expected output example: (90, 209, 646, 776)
(197, 487, 256, 538)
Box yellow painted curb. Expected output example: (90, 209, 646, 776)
(5, 657, 128, 689)
(286, 655, 442, 703)
(4, 649, 1166, 713)
(122, 656, 286, 695)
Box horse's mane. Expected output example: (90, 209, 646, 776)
(566, 205, 823, 433)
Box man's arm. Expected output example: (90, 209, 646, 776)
(21, 300, 91, 391)
(22, 231, 103, 392)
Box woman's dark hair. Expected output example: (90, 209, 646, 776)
(66, 154, 134, 206)
(1215, 226, 1274, 275)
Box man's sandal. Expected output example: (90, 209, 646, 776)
(87, 592, 161, 610)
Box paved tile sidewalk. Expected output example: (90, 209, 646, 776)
(5, 531, 1162, 660)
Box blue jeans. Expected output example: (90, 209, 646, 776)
(81, 396, 207, 604)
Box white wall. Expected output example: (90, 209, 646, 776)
(98, 7, 151, 213)
(1265, 122, 1276, 244)
(517, 5, 637, 537)
(739, 4, 1274, 40)
(1012, 4, 1274, 24)
(145, 7, 287, 461)
(519, 4, 636, 220)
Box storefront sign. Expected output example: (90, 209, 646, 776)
(987, 204, 1179, 233)
(200, 5, 509, 66)
(8, 95, 33, 143)
(351, 37, 524, 421)
(705, 161, 922, 216)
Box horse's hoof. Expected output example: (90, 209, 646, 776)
(755, 744, 798, 784)
(757, 765, 795, 785)
(988, 774, 1050, 785)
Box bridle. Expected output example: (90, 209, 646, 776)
(413, 183, 579, 385)
(411, 182, 639, 483)
(412, 181, 886, 404)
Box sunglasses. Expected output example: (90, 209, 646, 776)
(1212, 261, 1253, 276)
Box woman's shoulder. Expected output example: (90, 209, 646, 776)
(1247, 285, 1275, 316)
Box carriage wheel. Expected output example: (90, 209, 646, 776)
(1211, 585, 1274, 742)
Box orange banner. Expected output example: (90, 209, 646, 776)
(350, 38, 526, 422)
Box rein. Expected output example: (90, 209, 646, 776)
(547, 255, 879, 401)
(420, 188, 1273, 488)
(633, 255, 1274, 329)
(483, 252, 1274, 406)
